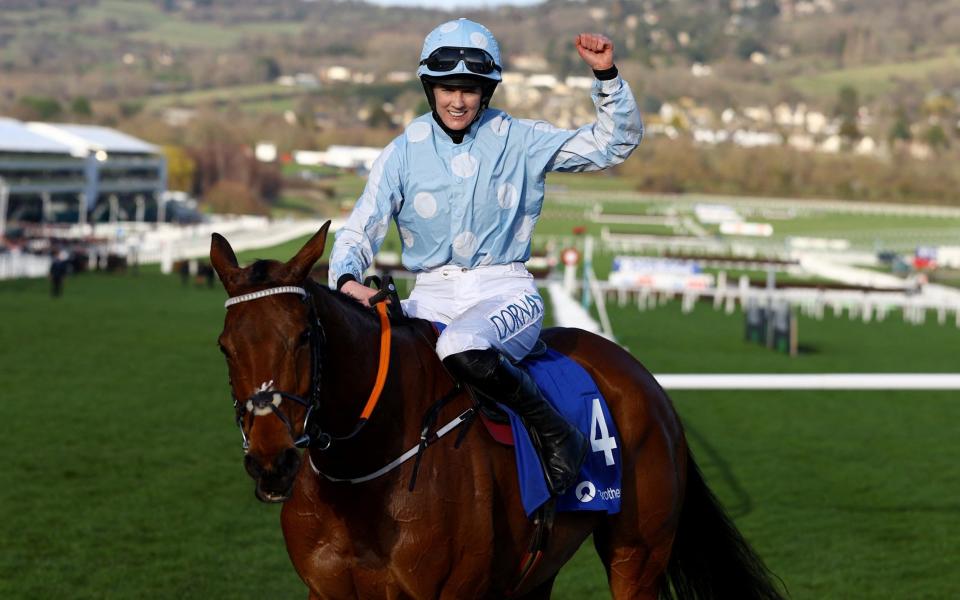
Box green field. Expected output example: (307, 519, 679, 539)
(142, 83, 301, 111)
(1, 245, 958, 599)
(788, 47, 960, 100)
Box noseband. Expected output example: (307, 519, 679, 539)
(225, 286, 329, 451)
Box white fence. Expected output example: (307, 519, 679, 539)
(590, 279, 960, 327)
(0, 250, 50, 279)
(657, 374, 960, 390)
(0, 216, 338, 279)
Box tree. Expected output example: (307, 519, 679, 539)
(835, 85, 860, 141)
(203, 180, 268, 216)
(162, 145, 197, 193)
(736, 37, 766, 61)
(256, 56, 282, 82)
(119, 101, 144, 118)
(834, 86, 859, 120)
(888, 107, 912, 143)
(365, 102, 393, 129)
(70, 97, 92, 117)
(923, 124, 949, 150)
(17, 96, 62, 120)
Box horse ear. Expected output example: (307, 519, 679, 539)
(288, 221, 331, 281)
(210, 233, 240, 287)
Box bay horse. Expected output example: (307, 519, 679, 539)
(210, 221, 785, 600)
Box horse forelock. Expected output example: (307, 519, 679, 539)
(248, 259, 285, 285)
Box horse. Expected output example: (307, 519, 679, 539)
(210, 221, 785, 600)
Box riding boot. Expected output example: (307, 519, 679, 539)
(443, 348, 589, 496)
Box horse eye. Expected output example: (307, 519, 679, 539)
(218, 343, 232, 359)
(298, 329, 311, 345)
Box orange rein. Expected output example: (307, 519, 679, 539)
(358, 301, 391, 421)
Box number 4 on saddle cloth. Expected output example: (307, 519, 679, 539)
(436, 323, 623, 517)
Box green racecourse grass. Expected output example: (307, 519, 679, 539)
(2, 253, 959, 598)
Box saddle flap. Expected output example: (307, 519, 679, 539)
(480, 413, 515, 446)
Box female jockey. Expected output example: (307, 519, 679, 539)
(329, 18, 643, 496)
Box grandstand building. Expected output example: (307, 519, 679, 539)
(0, 118, 167, 236)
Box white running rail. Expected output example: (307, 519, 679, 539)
(656, 373, 960, 390)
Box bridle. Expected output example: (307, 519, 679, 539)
(225, 286, 328, 451)
(223, 284, 392, 454)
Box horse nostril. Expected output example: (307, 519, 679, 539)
(244, 454, 264, 479)
(274, 448, 302, 476)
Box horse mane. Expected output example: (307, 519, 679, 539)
(302, 277, 435, 340)
(240, 259, 434, 343)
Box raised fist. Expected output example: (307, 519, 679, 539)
(575, 33, 614, 71)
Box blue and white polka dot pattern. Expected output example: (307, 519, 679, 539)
(450, 152, 479, 178)
(413, 192, 437, 218)
(406, 121, 431, 143)
(329, 76, 643, 287)
(417, 18, 502, 83)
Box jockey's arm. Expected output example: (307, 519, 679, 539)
(328, 143, 404, 298)
(546, 33, 643, 172)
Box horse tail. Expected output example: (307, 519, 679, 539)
(661, 449, 787, 600)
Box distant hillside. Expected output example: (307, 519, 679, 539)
(1, 0, 958, 166)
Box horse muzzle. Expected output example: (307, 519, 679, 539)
(245, 447, 302, 503)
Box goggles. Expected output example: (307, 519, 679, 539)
(420, 47, 501, 75)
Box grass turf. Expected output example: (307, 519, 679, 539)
(1, 263, 958, 599)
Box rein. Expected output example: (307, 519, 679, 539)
(224, 285, 392, 452)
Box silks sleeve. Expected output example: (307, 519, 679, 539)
(328, 142, 404, 288)
(544, 75, 644, 173)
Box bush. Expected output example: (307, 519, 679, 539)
(17, 96, 62, 120)
(202, 180, 268, 215)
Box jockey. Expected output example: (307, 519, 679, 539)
(329, 18, 643, 496)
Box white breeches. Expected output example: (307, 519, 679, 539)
(401, 262, 544, 362)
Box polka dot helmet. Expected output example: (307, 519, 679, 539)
(417, 18, 502, 83)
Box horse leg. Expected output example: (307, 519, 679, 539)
(592, 436, 685, 600)
(592, 527, 667, 600)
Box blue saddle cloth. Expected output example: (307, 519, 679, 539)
(509, 348, 623, 516)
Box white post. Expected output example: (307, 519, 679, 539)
(42, 191, 52, 223)
(637, 287, 648, 311)
(581, 236, 594, 309)
(135, 194, 145, 223)
(109, 194, 119, 223)
(160, 239, 174, 274)
(714, 270, 726, 309)
(78, 193, 87, 229)
(563, 262, 576, 294)
(0, 178, 8, 242)
(156, 192, 166, 224)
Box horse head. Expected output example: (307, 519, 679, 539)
(210, 221, 331, 503)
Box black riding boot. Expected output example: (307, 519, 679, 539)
(443, 348, 589, 496)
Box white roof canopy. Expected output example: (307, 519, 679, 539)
(0, 118, 159, 156)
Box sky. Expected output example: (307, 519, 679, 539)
(366, 0, 545, 8)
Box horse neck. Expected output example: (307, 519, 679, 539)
(311, 287, 427, 430)
(313, 286, 382, 417)
(309, 285, 454, 467)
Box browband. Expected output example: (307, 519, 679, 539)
(224, 286, 307, 308)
